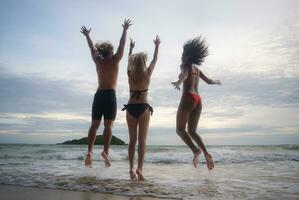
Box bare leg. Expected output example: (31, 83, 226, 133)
(176, 96, 200, 168)
(85, 120, 101, 166)
(188, 102, 214, 170)
(101, 119, 113, 167)
(136, 109, 150, 181)
(126, 111, 138, 181)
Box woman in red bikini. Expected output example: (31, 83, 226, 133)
(122, 36, 161, 181)
(171, 37, 221, 170)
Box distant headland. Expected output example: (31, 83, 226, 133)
(60, 135, 126, 145)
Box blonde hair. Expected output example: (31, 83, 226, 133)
(128, 52, 148, 83)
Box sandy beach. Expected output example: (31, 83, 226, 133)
(0, 184, 161, 200)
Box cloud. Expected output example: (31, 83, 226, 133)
(0, 67, 92, 113)
(204, 15, 299, 78)
(1, 1, 299, 144)
(1, 65, 299, 144)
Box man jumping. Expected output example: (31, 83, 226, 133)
(81, 19, 132, 167)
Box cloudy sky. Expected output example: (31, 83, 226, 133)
(0, 0, 299, 145)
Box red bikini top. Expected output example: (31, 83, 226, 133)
(187, 67, 200, 89)
(188, 67, 200, 77)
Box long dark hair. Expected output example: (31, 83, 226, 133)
(183, 37, 209, 65)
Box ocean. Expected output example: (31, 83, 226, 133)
(0, 144, 298, 199)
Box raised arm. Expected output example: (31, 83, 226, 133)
(127, 39, 135, 74)
(171, 66, 188, 91)
(147, 35, 161, 75)
(114, 19, 132, 61)
(199, 70, 221, 85)
(80, 26, 96, 61)
(128, 38, 135, 57)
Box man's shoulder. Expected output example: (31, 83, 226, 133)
(93, 57, 102, 65)
(112, 54, 123, 63)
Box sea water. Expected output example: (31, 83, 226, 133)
(0, 144, 298, 199)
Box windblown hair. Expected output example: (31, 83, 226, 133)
(95, 42, 114, 59)
(183, 37, 209, 65)
(128, 52, 148, 83)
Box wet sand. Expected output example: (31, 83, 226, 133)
(0, 184, 161, 200)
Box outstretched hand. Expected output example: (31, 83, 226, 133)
(153, 35, 161, 46)
(130, 38, 135, 49)
(171, 82, 180, 91)
(80, 26, 91, 36)
(122, 19, 132, 30)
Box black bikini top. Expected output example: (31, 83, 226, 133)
(130, 89, 148, 99)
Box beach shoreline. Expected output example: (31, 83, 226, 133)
(0, 184, 162, 200)
(1, 144, 298, 199)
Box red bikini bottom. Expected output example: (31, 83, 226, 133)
(185, 92, 201, 106)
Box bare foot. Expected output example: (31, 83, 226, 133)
(204, 153, 214, 170)
(129, 170, 138, 181)
(101, 151, 111, 167)
(192, 149, 201, 168)
(136, 169, 145, 181)
(85, 152, 92, 167)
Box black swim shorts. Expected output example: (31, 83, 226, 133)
(92, 89, 117, 120)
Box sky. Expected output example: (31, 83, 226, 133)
(0, 0, 299, 145)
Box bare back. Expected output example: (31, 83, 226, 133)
(182, 65, 200, 94)
(127, 69, 151, 104)
(95, 57, 120, 90)
(126, 35, 160, 104)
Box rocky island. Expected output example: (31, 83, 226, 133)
(61, 135, 126, 145)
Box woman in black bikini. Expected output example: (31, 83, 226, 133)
(171, 37, 221, 170)
(122, 36, 160, 181)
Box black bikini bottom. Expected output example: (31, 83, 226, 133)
(122, 103, 153, 119)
